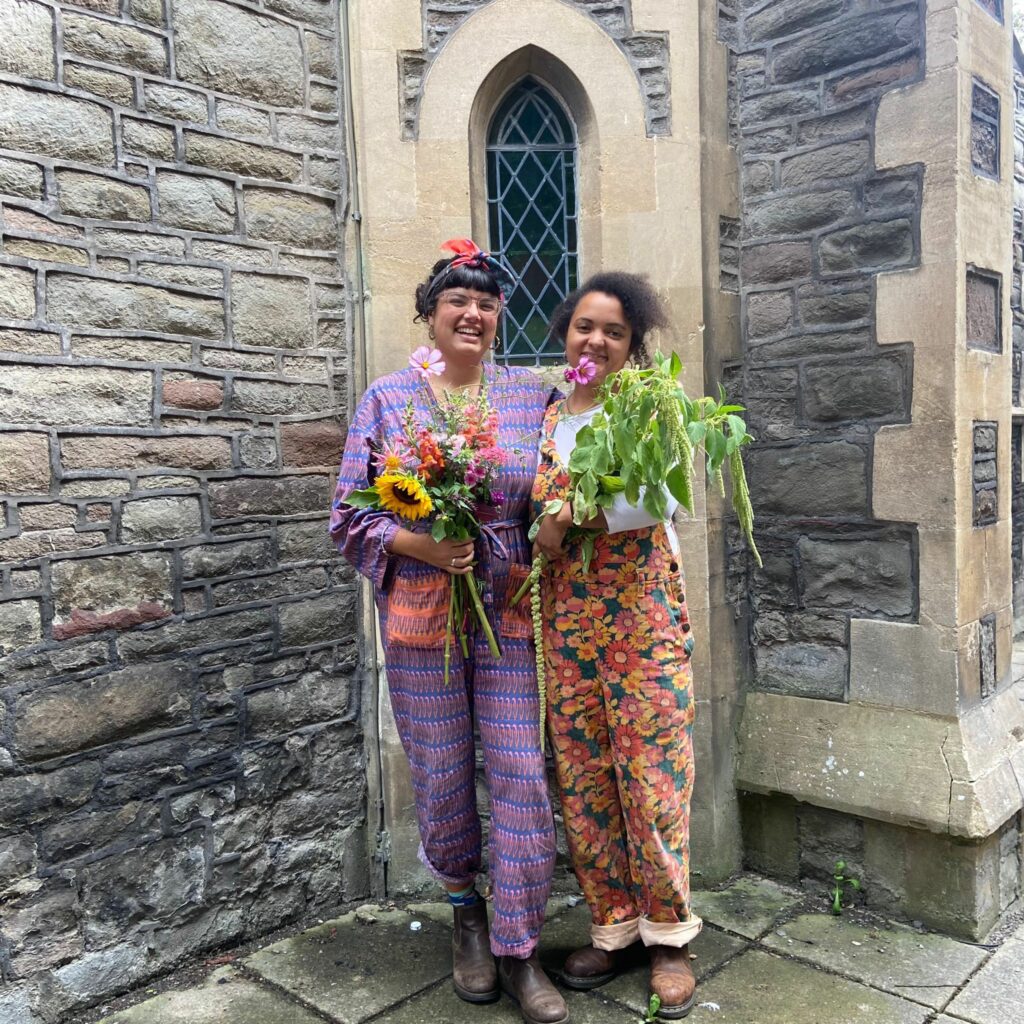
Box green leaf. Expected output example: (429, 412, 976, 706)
(643, 484, 667, 521)
(599, 474, 626, 493)
(343, 488, 380, 508)
(687, 420, 707, 447)
(431, 518, 448, 542)
(666, 465, 692, 511)
(669, 351, 683, 379)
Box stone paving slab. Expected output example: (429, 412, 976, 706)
(243, 908, 453, 1024)
(691, 876, 804, 939)
(376, 981, 634, 1024)
(684, 949, 931, 1024)
(761, 913, 988, 1010)
(95, 967, 323, 1024)
(944, 933, 1024, 1024)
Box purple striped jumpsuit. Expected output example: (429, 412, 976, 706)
(329, 364, 558, 958)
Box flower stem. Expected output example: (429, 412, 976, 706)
(512, 553, 547, 605)
(444, 575, 455, 686)
(464, 572, 502, 660)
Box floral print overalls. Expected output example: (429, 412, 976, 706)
(532, 401, 702, 950)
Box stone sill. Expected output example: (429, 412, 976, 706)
(736, 655, 1024, 842)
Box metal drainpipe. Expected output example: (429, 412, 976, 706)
(338, 0, 387, 896)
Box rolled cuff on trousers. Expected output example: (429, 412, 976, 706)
(638, 915, 703, 949)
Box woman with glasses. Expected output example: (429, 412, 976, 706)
(330, 241, 568, 1024)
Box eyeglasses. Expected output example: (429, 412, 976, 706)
(438, 291, 502, 316)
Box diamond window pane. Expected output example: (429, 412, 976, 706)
(487, 78, 579, 365)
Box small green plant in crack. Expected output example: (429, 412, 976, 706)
(644, 993, 662, 1023)
(831, 860, 861, 915)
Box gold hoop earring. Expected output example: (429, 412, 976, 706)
(428, 326, 436, 341)
(493, 335, 502, 354)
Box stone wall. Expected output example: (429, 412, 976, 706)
(1011, 46, 1024, 634)
(399, 0, 671, 139)
(0, 1, 362, 1020)
(724, 0, 924, 701)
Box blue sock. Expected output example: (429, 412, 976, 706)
(447, 884, 480, 907)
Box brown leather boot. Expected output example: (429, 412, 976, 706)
(561, 944, 619, 990)
(452, 902, 499, 1003)
(499, 953, 570, 1024)
(649, 945, 696, 1019)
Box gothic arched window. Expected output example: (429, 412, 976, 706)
(487, 78, 579, 364)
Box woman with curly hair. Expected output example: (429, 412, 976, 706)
(531, 272, 702, 1019)
(330, 241, 568, 1024)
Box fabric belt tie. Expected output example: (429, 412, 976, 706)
(478, 518, 518, 562)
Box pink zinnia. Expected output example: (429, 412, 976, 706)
(564, 355, 597, 385)
(410, 346, 446, 379)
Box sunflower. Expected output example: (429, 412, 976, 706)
(375, 473, 433, 520)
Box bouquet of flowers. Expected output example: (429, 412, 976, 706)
(344, 347, 506, 683)
(514, 349, 762, 742)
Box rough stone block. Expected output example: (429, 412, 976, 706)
(0, 833, 37, 891)
(0, 432, 50, 493)
(278, 519, 332, 563)
(4, 238, 89, 266)
(802, 357, 905, 422)
(0, 365, 152, 426)
(0, 763, 100, 830)
(231, 272, 314, 348)
(798, 287, 871, 326)
(214, 101, 272, 138)
(50, 551, 173, 639)
(172, 0, 303, 106)
(745, 0, 843, 44)
(184, 131, 303, 183)
(0, 0, 56, 80)
(0, 82, 115, 164)
(0, 156, 44, 199)
(156, 171, 236, 233)
(211, 566, 327, 607)
(0, 327, 60, 354)
(232, 379, 331, 415)
(746, 290, 793, 338)
(13, 662, 189, 760)
(798, 538, 914, 616)
(754, 642, 848, 700)
(280, 420, 345, 468)
(306, 30, 336, 78)
(780, 140, 871, 188)
(310, 83, 338, 114)
(73, 333, 189, 362)
(162, 378, 224, 409)
(181, 538, 273, 579)
(116, 607, 272, 660)
(239, 433, 278, 468)
(275, 113, 339, 152)
(747, 441, 868, 516)
(0, 599, 42, 655)
(0, 265, 37, 319)
(818, 219, 914, 274)
(47, 274, 224, 339)
(740, 88, 820, 125)
(61, 433, 231, 470)
(19, 503, 76, 530)
(63, 12, 168, 74)
(243, 188, 337, 249)
(144, 82, 208, 123)
(746, 190, 855, 237)
(279, 593, 355, 647)
(0, 530, 106, 562)
(771, 8, 920, 84)
(740, 241, 813, 284)
(93, 228, 185, 257)
(122, 118, 176, 160)
(209, 475, 330, 518)
(247, 671, 345, 738)
(121, 496, 202, 542)
(57, 170, 151, 221)
(966, 267, 1001, 353)
(64, 61, 134, 105)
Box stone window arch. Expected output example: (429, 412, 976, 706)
(486, 77, 580, 364)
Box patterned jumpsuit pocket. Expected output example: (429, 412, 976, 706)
(385, 573, 450, 647)
(499, 563, 534, 639)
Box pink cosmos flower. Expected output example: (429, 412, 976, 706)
(564, 355, 597, 385)
(410, 346, 446, 379)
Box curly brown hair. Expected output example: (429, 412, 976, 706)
(549, 271, 669, 365)
(413, 258, 502, 322)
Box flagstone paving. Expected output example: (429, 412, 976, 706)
(93, 874, 1024, 1024)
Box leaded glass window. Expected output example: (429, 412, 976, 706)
(487, 79, 579, 364)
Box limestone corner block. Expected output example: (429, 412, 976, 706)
(1, 365, 153, 426)
(0, 83, 115, 165)
(47, 273, 224, 340)
(231, 272, 313, 349)
(172, 0, 304, 106)
(0, 432, 51, 493)
(0, 0, 56, 81)
(50, 551, 173, 640)
(12, 662, 191, 762)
